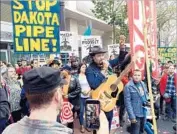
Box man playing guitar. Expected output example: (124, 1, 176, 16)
(86, 46, 130, 132)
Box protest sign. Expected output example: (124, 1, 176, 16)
(108, 44, 119, 56)
(11, 0, 60, 53)
(81, 36, 102, 59)
(111, 107, 119, 130)
(158, 47, 177, 64)
(60, 31, 78, 56)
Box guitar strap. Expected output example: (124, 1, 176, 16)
(90, 65, 107, 83)
(90, 63, 119, 98)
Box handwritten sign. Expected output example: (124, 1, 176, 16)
(108, 44, 119, 56)
(158, 47, 177, 63)
(11, 0, 60, 53)
(81, 36, 102, 59)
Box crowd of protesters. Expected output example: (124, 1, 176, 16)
(0, 40, 176, 133)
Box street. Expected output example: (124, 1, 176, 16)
(73, 114, 175, 134)
(114, 116, 175, 134)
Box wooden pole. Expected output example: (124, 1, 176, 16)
(141, 0, 158, 134)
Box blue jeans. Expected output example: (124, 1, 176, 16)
(79, 97, 88, 125)
(0, 119, 8, 133)
(165, 95, 176, 118)
(131, 117, 145, 134)
(104, 110, 113, 131)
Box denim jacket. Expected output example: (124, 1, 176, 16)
(124, 80, 149, 120)
(86, 57, 119, 90)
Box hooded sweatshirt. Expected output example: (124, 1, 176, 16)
(2, 116, 73, 134)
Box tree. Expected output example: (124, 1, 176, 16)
(92, 0, 129, 44)
(156, 1, 177, 47)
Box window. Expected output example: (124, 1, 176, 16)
(0, 50, 8, 62)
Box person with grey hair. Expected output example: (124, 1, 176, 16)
(0, 61, 7, 77)
(3, 66, 22, 123)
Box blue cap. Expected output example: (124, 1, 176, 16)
(62, 65, 72, 72)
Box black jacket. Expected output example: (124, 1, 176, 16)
(0, 85, 10, 120)
(115, 51, 131, 73)
(68, 76, 81, 107)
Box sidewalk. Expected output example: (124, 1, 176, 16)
(74, 111, 118, 134)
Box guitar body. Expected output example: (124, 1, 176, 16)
(91, 74, 124, 112)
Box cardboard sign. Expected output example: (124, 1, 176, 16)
(108, 44, 119, 56)
(11, 0, 60, 53)
(81, 36, 102, 59)
(60, 31, 78, 56)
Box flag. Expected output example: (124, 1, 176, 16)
(84, 25, 92, 36)
(82, 21, 92, 63)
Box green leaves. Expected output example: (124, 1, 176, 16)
(92, 0, 129, 43)
(156, 1, 176, 46)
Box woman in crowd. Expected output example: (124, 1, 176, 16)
(77, 63, 91, 133)
(49, 59, 61, 69)
(30, 59, 39, 69)
(3, 67, 22, 123)
(61, 65, 81, 129)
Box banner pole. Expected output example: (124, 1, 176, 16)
(141, 0, 158, 134)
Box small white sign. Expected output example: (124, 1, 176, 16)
(60, 31, 78, 56)
(108, 44, 119, 56)
(81, 36, 102, 59)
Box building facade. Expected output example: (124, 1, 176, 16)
(0, 1, 113, 63)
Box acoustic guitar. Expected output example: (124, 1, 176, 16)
(91, 62, 133, 112)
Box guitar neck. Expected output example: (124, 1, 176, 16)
(114, 74, 124, 85)
(114, 62, 132, 85)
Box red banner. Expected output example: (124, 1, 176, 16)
(146, 0, 159, 78)
(127, 0, 158, 78)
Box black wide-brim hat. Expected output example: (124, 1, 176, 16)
(89, 46, 107, 56)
